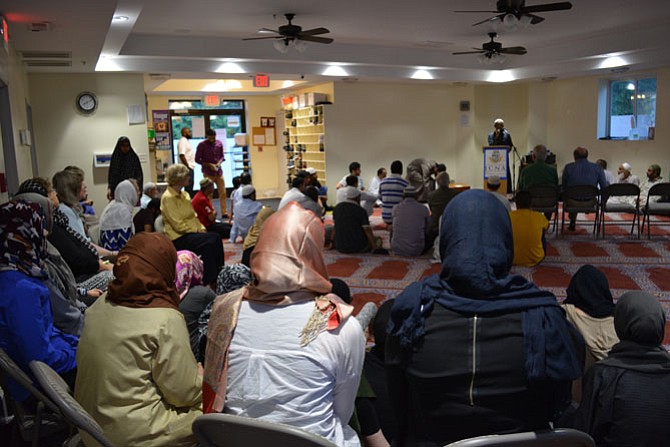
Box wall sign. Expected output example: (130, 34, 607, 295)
(254, 73, 270, 88)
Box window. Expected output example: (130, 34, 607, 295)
(598, 77, 656, 140)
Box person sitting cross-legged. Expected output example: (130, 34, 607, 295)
(391, 186, 430, 257)
(333, 187, 378, 254)
(229, 185, 263, 243)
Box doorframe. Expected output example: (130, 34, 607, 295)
(0, 81, 18, 195)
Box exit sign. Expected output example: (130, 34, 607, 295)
(254, 73, 270, 88)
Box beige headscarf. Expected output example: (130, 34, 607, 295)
(203, 202, 352, 413)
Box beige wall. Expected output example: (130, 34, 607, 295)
(0, 45, 34, 201)
(28, 73, 149, 214)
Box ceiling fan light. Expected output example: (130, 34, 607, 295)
(503, 13, 519, 29)
(293, 39, 308, 53)
(496, 53, 507, 64)
(273, 39, 290, 54)
(477, 53, 491, 65)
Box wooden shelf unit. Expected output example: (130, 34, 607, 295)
(284, 104, 327, 185)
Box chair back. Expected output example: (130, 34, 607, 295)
(0, 348, 60, 414)
(192, 413, 338, 447)
(444, 428, 594, 447)
(29, 360, 117, 447)
(563, 185, 599, 212)
(645, 182, 670, 210)
(527, 185, 558, 211)
(601, 183, 640, 204)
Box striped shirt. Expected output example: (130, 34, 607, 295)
(379, 174, 409, 224)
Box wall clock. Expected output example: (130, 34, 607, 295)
(76, 92, 98, 115)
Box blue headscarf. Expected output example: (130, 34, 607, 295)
(388, 189, 582, 382)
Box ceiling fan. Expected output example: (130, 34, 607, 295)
(243, 13, 334, 45)
(455, 0, 572, 27)
(453, 33, 527, 61)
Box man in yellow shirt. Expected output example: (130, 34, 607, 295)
(510, 191, 549, 266)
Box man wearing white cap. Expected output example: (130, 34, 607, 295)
(618, 163, 640, 186)
(229, 185, 263, 243)
(333, 187, 377, 253)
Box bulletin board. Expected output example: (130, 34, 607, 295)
(252, 126, 276, 146)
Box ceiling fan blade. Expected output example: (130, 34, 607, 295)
(453, 50, 486, 55)
(299, 27, 330, 36)
(521, 2, 572, 13)
(472, 14, 504, 26)
(527, 14, 545, 24)
(243, 36, 281, 41)
(500, 46, 527, 55)
(298, 35, 333, 44)
(258, 28, 279, 34)
(454, 10, 499, 13)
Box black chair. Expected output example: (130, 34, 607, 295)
(527, 184, 559, 234)
(192, 413, 338, 447)
(29, 360, 117, 447)
(444, 428, 594, 446)
(599, 183, 640, 238)
(640, 182, 670, 239)
(0, 348, 68, 447)
(561, 185, 600, 237)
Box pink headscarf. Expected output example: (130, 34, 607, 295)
(175, 250, 204, 300)
(203, 202, 353, 413)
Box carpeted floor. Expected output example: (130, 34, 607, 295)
(223, 208, 670, 343)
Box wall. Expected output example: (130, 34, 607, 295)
(326, 82, 477, 198)
(146, 93, 284, 198)
(0, 44, 34, 200)
(28, 73, 149, 214)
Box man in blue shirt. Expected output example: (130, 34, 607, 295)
(561, 146, 608, 230)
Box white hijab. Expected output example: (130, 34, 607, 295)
(100, 180, 138, 232)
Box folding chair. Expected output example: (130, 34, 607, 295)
(29, 360, 117, 447)
(444, 428, 594, 446)
(599, 183, 640, 238)
(192, 413, 338, 447)
(561, 185, 600, 237)
(640, 182, 670, 239)
(527, 185, 559, 234)
(0, 348, 68, 447)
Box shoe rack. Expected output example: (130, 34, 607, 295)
(283, 105, 326, 186)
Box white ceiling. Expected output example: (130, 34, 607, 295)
(4, 0, 670, 94)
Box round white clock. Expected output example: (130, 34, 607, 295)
(76, 92, 98, 114)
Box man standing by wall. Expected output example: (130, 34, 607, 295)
(561, 146, 608, 231)
(195, 128, 227, 217)
(178, 127, 196, 197)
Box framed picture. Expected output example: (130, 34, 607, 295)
(260, 116, 275, 127)
(94, 152, 113, 168)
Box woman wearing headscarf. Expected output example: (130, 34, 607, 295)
(107, 136, 143, 200)
(204, 203, 365, 447)
(574, 291, 670, 447)
(241, 206, 275, 267)
(0, 200, 78, 402)
(75, 232, 202, 447)
(386, 189, 583, 446)
(563, 266, 618, 370)
(99, 179, 138, 251)
(161, 163, 224, 286)
(175, 250, 216, 356)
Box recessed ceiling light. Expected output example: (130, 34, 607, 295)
(323, 65, 348, 77)
(599, 56, 627, 69)
(282, 80, 295, 88)
(216, 62, 245, 74)
(112, 15, 129, 22)
(411, 69, 433, 80)
(486, 70, 514, 83)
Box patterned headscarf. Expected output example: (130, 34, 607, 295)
(52, 208, 98, 258)
(203, 203, 353, 413)
(17, 178, 49, 197)
(106, 232, 179, 310)
(0, 200, 48, 278)
(175, 250, 205, 300)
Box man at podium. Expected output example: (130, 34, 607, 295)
(488, 118, 514, 147)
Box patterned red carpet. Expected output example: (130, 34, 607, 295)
(224, 209, 670, 343)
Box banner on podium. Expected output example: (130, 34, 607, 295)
(483, 146, 509, 180)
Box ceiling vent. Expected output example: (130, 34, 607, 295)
(20, 50, 71, 59)
(28, 22, 52, 32)
(24, 60, 72, 67)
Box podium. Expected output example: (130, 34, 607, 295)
(483, 146, 510, 192)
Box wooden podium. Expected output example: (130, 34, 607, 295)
(483, 146, 510, 191)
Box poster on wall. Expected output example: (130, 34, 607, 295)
(152, 110, 171, 151)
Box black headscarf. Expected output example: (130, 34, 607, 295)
(600, 291, 670, 373)
(388, 189, 582, 382)
(108, 136, 143, 197)
(564, 265, 615, 318)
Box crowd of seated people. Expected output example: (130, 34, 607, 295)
(3, 151, 670, 447)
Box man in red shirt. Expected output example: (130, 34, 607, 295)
(192, 178, 231, 239)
